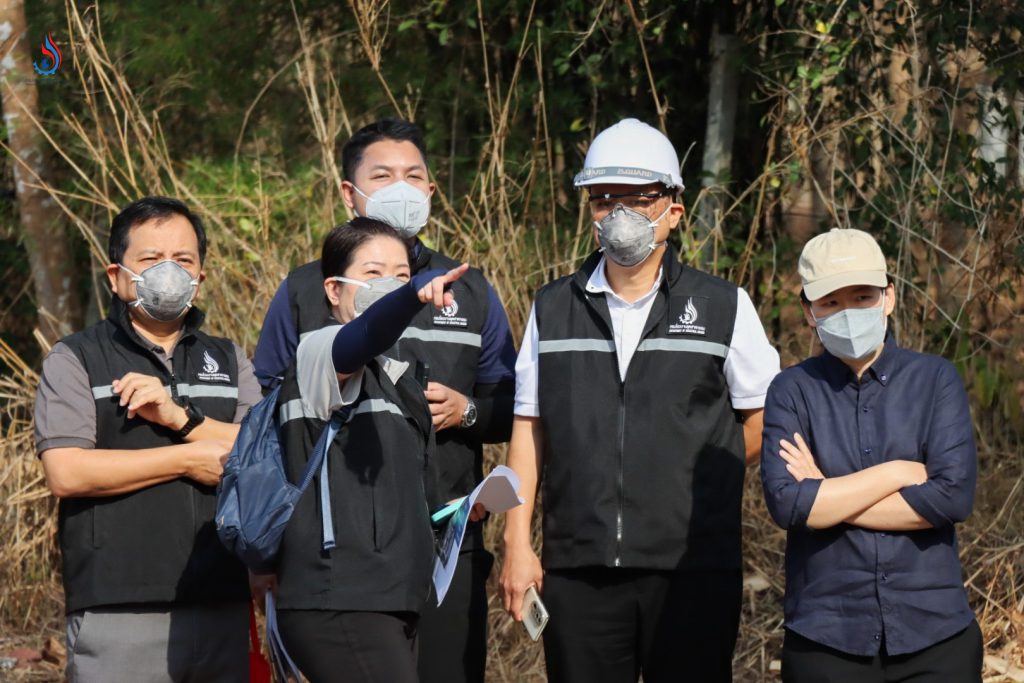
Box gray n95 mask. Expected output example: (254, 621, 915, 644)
(332, 275, 406, 315)
(119, 261, 198, 322)
(594, 204, 669, 267)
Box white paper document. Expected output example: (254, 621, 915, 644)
(432, 465, 523, 605)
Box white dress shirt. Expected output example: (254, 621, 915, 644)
(514, 256, 780, 417)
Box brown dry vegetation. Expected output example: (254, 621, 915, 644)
(1, 1, 1022, 681)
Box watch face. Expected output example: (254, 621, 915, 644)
(462, 402, 478, 427)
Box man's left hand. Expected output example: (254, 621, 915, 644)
(112, 372, 186, 429)
(424, 382, 468, 431)
(779, 432, 825, 482)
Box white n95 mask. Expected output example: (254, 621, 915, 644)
(813, 293, 887, 360)
(353, 181, 430, 238)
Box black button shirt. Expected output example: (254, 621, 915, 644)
(761, 336, 976, 656)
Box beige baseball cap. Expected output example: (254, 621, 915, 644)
(799, 228, 888, 301)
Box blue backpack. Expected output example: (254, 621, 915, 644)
(216, 384, 351, 574)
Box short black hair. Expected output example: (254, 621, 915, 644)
(108, 196, 207, 265)
(340, 118, 428, 182)
(800, 276, 895, 304)
(321, 217, 407, 279)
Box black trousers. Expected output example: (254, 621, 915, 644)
(276, 609, 419, 683)
(781, 620, 983, 683)
(542, 567, 742, 683)
(416, 548, 493, 683)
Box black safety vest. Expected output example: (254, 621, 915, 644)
(535, 247, 745, 571)
(274, 354, 436, 613)
(286, 243, 491, 545)
(57, 298, 249, 613)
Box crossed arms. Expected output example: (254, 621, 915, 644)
(41, 371, 242, 498)
(760, 365, 976, 532)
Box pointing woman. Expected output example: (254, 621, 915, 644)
(270, 216, 466, 683)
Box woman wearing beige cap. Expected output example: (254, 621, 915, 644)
(761, 228, 982, 682)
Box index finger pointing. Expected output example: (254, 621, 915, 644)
(442, 263, 470, 285)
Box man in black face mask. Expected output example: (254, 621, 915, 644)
(500, 119, 781, 683)
(34, 196, 262, 683)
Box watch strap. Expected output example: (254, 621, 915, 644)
(178, 401, 206, 437)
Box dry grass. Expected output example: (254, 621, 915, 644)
(1, 1, 1023, 681)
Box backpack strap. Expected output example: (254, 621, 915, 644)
(265, 592, 302, 681)
(291, 405, 352, 552)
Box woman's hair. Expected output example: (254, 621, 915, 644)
(321, 217, 407, 279)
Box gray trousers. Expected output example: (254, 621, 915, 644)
(66, 602, 250, 683)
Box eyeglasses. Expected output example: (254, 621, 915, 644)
(588, 189, 671, 214)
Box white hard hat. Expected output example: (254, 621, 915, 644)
(573, 118, 684, 190)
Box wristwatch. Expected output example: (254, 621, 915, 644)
(459, 399, 478, 429)
(178, 401, 206, 437)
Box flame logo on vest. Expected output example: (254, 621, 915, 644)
(197, 349, 230, 383)
(202, 350, 219, 374)
(669, 296, 708, 336)
(33, 33, 62, 77)
(678, 298, 699, 326)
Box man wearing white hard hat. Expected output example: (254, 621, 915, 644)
(761, 228, 982, 681)
(499, 118, 780, 682)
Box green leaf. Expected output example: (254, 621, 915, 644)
(397, 18, 417, 32)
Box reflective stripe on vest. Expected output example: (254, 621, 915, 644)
(297, 327, 482, 348)
(278, 397, 404, 425)
(538, 339, 615, 354)
(91, 383, 239, 400)
(539, 338, 728, 358)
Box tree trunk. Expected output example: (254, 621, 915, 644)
(976, 83, 1009, 179)
(1015, 94, 1024, 189)
(697, 8, 740, 270)
(0, 0, 81, 345)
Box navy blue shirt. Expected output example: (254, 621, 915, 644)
(252, 244, 516, 389)
(761, 336, 976, 656)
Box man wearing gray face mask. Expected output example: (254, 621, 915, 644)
(761, 228, 982, 682)
(500, 118, 781, 683)
(33, 196, 263, 683)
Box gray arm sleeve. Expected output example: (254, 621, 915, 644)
(295, 326, 361, 421)
(233, 344, 263, 422)
(34, 342, 97, 453)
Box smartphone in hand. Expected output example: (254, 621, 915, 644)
(415, 361, 430, 389)
(522, 585, 549, 642)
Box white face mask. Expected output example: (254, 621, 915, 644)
(332, 275, 406, 315)
(813, 291, 887, 360)
(352, 181, 431, 238)
(119, 261, 199, 322)
(593, 204, 670, 267)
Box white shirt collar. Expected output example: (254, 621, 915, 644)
(585, 255, 663, 305)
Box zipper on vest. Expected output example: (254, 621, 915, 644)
(615, 380, 625, 567)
